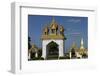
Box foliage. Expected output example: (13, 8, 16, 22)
(28, 36, 31, 49)
(38, 48, 42, 58)
(82, 53, 88, 58)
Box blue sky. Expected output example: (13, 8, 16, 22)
(28, 15, 88, 52)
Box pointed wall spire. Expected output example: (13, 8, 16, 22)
(81, 38, 83, 46)
(80, 38, 84, 49)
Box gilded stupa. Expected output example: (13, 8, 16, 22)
(78, 38, 85, 55)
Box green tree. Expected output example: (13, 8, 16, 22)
(28, 36, 31, 49)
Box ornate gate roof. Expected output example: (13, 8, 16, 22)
(41, 17, 66, 40)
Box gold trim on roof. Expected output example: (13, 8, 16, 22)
(41, 34, 65, 40)
(41, 17, 66, 40)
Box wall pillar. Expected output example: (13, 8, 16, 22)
(59, 40, 64, 57)
(35, 52, 38, 58)
(42, 41, 47, 59)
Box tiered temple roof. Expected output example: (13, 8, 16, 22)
(41, 17, 66, 40)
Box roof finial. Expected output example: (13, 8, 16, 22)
(81, 38, 83, 46)
(52, 16, 55, 23)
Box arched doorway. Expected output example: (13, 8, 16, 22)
(46, 41, 59, 59)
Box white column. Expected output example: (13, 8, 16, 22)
(42, 40, 47, 59)
(35, 52, 38, 58)
(59, 40, 64, 57)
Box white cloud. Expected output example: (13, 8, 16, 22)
(67, 18, 81, 23)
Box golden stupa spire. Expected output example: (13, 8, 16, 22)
(80, 38, 84, 49)
(50, 17, 58, 30)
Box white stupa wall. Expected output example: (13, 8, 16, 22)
(42, 39, 64, 59)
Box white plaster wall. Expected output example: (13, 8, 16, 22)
(42, 39, 64, 59)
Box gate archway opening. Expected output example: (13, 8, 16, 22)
(46, 41, 59, 59)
